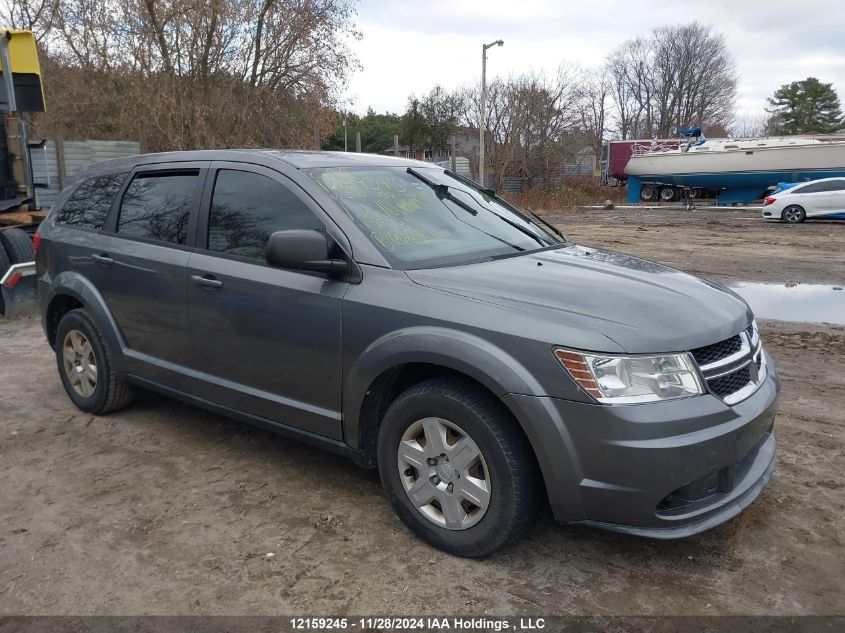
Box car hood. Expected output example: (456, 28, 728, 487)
(406, 244, 752, 354)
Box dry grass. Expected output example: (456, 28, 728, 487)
(508, 177, 626, 213)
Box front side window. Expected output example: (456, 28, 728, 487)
(117, 171, 199, 245)
(55, 173, 126, 230)
(307, 166, 559, 268)
(207, 169, 324, 260)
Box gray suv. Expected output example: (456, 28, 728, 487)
(36, 150, 780, 557)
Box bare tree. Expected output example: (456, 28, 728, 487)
(3, 0, 360, 151)
(458, 70, 581, 190)
(606, 23, 736, 139)
(578, 68, 610, 159)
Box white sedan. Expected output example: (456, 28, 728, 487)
(762, 178, 845, 223)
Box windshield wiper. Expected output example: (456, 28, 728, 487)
(406, 168, 478, 216)
(407, 167, 525, 252)
(410, 168, 547, 248)
(444, 169, 567, 242)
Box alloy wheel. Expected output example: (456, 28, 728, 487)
(397, 417, 491, 530)
(62, 329, 98, 398)
(783, 206, 804, 223)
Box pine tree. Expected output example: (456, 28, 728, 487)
(766, 77, 844, 134)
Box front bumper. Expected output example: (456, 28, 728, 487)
(503, 350, 780, 538)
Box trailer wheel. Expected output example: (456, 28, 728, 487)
(640, 185, 656, 202)
(0, 246, 10, 316)
(659, 187, 676, 202)
(0, 228, 34, 264)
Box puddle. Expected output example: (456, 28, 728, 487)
(728, 282, 845, 325)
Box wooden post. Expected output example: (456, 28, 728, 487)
(314, 123, 320, 150)
(355, 131, 361, 153)
(450, 135, 457, 171)
(393, 134, 399, 157)
(55, 133, 67, 189)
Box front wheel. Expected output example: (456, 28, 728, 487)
(377, 377, 537, 557)
(782, 205, 806, 223)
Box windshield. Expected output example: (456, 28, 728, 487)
(307, 166, 562, 268)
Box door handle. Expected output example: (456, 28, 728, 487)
(190, 274, 223, 289)
(91, 254, 114, 265)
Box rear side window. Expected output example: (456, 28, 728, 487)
(117, 171, 199, 245)
(207, 169, 324, 260)
(55, 173, 126, 230)
(793, 181, 829, 194)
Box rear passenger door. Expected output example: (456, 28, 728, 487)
(821, 180, 845, 213)
(186, 163, 347, 439)
(93, 163, 207, 373)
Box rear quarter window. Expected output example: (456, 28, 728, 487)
(54, 173, 127, 230)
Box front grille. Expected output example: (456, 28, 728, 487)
(709, 366, 752, 398)
(690, 327, 763, 404)
(690, 335, 742, 366)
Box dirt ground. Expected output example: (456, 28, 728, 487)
(1, 208, 843, 616)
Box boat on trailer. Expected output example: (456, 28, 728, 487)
(624, 131, 845, 204)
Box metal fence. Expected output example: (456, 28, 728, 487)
(31, 139, 141, 208)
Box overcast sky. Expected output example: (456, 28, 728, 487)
(343, 0, 845, 124)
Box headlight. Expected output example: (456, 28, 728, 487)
(554, 348, 705, 404)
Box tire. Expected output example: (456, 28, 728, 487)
(377, 377, 537, 557)
(781, 205, 806, 224)
(640, 185, 656, 202)
(0, 228, 34, 263)
(0, 245, 10, 316)
(55, 308, 134, 414)
(659, 187, 676, 202)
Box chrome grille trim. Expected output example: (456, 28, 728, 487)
(698, 333, 753, 374)
(692, 322, 766, 405)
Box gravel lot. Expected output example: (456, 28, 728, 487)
(1, 208, 843, 616)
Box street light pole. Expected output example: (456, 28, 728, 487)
(479, 39, 503, 186)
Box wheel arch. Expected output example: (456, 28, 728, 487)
(343, 327, 546, 466)
(44, 271, 126, 361)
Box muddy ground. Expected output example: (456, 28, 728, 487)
(0, 208, 843, 616)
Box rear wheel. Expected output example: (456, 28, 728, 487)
(0, 245, 10, 315)
(377, 377, 537, 558)
(55, 309, 134, 414)
(659, 186, 677, 202)
(782, 205, 806, 224)
(0, 228, 34, 263)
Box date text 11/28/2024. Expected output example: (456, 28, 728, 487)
(289, 617, 546, 630)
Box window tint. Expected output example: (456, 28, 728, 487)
(827, 180, 845, 192)
(207, 170, 324, 260)
(117, 172, 199, 245)
(794, 181, 829, 194)
(55, 173, 126, 230)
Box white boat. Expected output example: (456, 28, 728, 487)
(623, 134, 845, 203)
(626, 136, 845, 176)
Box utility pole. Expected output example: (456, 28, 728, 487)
(479, 39, 503, 186)
(343, 115, 348, 152)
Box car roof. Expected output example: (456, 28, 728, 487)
(73, 149, 435, 180)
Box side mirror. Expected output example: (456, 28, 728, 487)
(266, 230, 347, 275)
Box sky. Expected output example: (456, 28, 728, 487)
(342, 0, 845, 124)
